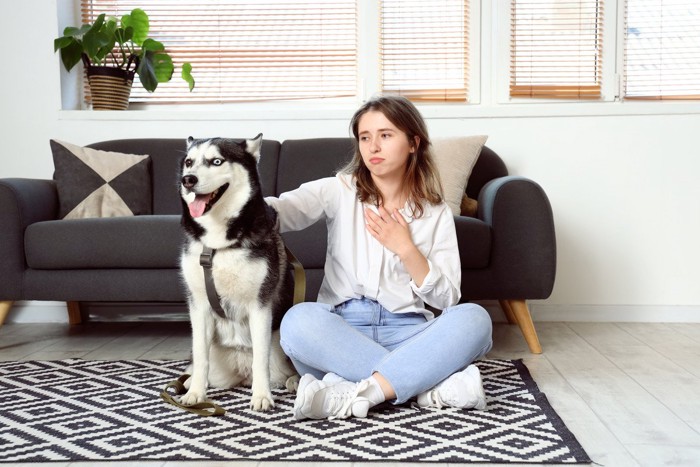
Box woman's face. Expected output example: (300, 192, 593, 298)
(357, 110, 418, 183)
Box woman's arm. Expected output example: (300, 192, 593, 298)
(265, 177, 335, 232)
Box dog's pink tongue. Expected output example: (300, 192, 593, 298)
(188, 194, 212, 218)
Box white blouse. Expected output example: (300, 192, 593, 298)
(265, 173, 462, 319)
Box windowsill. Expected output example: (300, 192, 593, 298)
(57, 99, 700, 121)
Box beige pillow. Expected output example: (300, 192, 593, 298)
(431, 135, 488, 216)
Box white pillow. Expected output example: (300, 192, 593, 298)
(431, 135, 488, 216)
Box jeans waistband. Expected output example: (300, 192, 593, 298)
(334, 298, 426, 326)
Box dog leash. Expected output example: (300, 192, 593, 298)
(161, 245, 305, 416)
(160, 374, 226, 416)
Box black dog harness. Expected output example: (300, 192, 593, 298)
(199, 245, 306, 319)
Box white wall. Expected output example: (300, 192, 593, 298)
(2, 1, 699, 323)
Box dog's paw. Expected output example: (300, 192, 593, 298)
(285, 374, 300, 393)
(250, 393, 275, 411)
(180, 390, 206, 406)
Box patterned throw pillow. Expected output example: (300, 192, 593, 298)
(50, 140, 152, 219)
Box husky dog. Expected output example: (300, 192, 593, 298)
(179, 134, 298, 411)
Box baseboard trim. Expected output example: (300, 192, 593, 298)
(4, 301, 69, 323)
(529, 304, 700, 323)
(5, 301, 700, 324)
(479, 301, 700, 323)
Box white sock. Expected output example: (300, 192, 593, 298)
(360, 376, 387, 407)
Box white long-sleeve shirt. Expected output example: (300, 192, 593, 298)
(266, 173, 462, 319)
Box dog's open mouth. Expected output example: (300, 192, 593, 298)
(187, 184, 229, 218)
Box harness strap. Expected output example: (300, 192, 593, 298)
(199, 246, 306, 319)
(200, 247, 227, 319)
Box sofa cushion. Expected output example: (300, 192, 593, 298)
(25, 215, 183, 269)
(50, 140, 152, 219)
(454, 216, 491, 269)
(432, 136, 488, 216)
(277, 138, 355, 194)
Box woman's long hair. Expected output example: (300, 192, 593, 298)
(343, 95, 443, 218)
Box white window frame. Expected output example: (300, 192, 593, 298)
(492, 0, 618, 105)
(57, 0, 700, 120)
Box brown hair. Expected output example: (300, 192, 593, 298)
(344, 95, 443, 218)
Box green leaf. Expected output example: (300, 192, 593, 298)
(103, 18, 117, 37)
(83, 29, 112, 63)
(114, 27, 133, 45)
(88, 14, 106, 35)
(58, 40, 83, 71)
(136, 50, 158, 92)
(122, 8, 149, 46)
(153, 54, 174, 83)
(182, 62, 195, 91)
(54, 36, 73, 52)
(141, 38, 164, 52)
(61, 26, 82, 38)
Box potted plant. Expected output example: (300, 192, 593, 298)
(54, 8, 194, 110)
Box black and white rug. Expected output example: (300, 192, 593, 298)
(0, 358, 590, 463)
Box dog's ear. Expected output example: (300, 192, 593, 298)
(245, 133, 263, 161)
(186, 136, 195, 150)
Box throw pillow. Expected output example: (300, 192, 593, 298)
(50, 140, 152, 219)
(431, 135, 488, 216)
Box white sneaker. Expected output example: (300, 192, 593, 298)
(293, 373, 371, 420)
(417, 365, 487, 410)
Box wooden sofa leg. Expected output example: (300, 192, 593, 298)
(508, 299, 542, 354)
(67, 301, 83, 325)
(498, 300, 518, 324)
(0, 301, 13, 327)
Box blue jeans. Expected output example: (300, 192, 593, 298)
(279, 298, 493, 404)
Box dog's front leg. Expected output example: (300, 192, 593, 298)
(248, 306, 274, 411)
(181, 301, 215, 406)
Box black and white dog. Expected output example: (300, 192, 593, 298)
(179, 134, 298, 411)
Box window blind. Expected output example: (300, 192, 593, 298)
(380, 0, 469, 102)
(81, 1, 358, 104)
(510, 0, 604, 99)
(624, 0, 700, 100)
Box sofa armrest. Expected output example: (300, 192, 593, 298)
(477, 175, 556, 299)
(0, 178, 59, 299)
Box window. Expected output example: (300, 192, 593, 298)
(380, 0, 470, 102)
(624, 0, 700, 100)
(81, 0, 357, 104)
(80, 0, 473, 105)
(510, 0, 604, 99)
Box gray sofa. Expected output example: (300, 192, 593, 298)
(0, 138, 555, 353)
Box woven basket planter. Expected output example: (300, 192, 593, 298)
(86, 66, 135, 110)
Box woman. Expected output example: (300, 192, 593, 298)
(266, 95, 492, 420)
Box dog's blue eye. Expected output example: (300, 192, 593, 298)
(212, 159, 223, 166)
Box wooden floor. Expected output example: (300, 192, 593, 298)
(1, 320, 700, 467)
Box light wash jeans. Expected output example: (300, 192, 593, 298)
(279, 297, 493, 404)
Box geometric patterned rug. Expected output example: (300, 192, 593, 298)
(0, 359, 590, 463)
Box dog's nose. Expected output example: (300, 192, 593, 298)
(182, 175, 198, 189)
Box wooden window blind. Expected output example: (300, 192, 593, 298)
(510, 0, 604, 99)
(380, 0, 469, 102)
(624, 0, 700, 100)
(81, 1, 358, 104)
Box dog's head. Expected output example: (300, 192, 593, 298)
(180, 134, 263, 219)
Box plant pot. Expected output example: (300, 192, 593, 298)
(86, 66, 135, 110)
